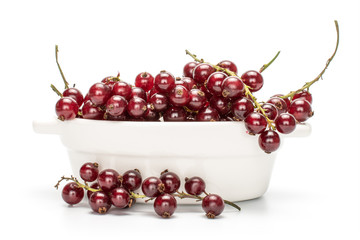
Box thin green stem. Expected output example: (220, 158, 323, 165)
(55, 45, 69, 89)
(281, 20, 339, 100)
(54, 175, 101, 193)
(260, 51, 281, 73)
(50, 84, 63, 98)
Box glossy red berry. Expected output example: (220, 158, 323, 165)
(55, 97, 79, 121)
(87, 182, 100, 199)
(81, 100, 104, 120)
(79, 162, 99, 182)
(196, 106, 220, 121)
(202, 194, 225, 218)
(62, 182, 84, 205)
(88, 83, 111, 106)
(221, 76, 244, 98)
(144, 104, 160, 121)
(110, 187, 130, 208)
(147, 87, 160, 101)
(193, 63, 215, 85)
(217, 60, 238, 74)
(159, 170, 180, 194)
(261, 103, 278, 120)
(89, 191, 111, 214)
(232, 97, 254, 120)
(106, 95, 127, 117)
(154, 71, 175, 94)
(149, 93, 168, 112)
(112, 81, 132, 100)
(272, 94, 291, 109)
(288, 99, 313, 122)
(169, 85, 190, 107)
(185, 177, 206, 196)
(63, 88, 84, 106)
(241, 70, 264, 92)
(181, 77, 196, 90)
(258, 130, 280, 153)
(141, 177, 164, 198)
(154, 193, 177, 218)
(135, 72, 154, 92)
(122, 169, 142, 191)
(275, 113, 296, 134)
(130, 87, 147, 100)
(127, 97, 147, 118)
(293, 90, 312, 104)
(163, 107, 187, 121)
(206, 72, 227, 96)
(244, 112, 267, 134)
(187, 89, 207, 111)
(183, 62, 199, 78)
(97, 169, 120, 192)
(209, 96, 231, 116)
(267, 97, 288, 114)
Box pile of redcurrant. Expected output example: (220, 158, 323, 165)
(56, 162, 240, 218)
(51, 22, 338, 153)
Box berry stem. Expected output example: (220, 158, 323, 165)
(281, 20, 339, 100)
(54, 175, 101, 192)
(185, 50, 275, 130)
(259, 51, 281, 73)
(50, 84, 63, 97)
(55, 45, 69, 89)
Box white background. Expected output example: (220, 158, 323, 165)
(0, 0, 359, 239)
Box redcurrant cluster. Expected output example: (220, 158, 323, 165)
(52, 21, 338, 153)
(56, 162, 241, 218)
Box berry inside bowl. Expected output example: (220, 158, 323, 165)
(33, 118, 311, 203)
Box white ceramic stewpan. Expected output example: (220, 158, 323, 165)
(33, 118, 311, 203)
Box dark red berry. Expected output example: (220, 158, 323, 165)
(79, 162, 99, 182)
(163, 107, 187, 121)
(89, 191, 111, 214)
(88, 83, 111, 106)
(199, 85, 213, 99)
(130, 87, 147, 100)
(209, 96, 231, 116)
(272, 94, 291, 109)
(196, 106, 220, 121)
(183, 62, 199, 78)
(62, 182, 84, 205)
(106, 95, 127, 117)
(187, 89, 207, 111)
(221, 76, 244, 98)
(217, 60, 238, 74)
(87, 182, 100, 199)
(135, 72, 154, 92)
(122, 169, 142, 191)
(206, 72, 227, 96)
(144, 104, 160, 121)
(181, 77, 196, 90)
(141, 177, 164, 198)
(288, 99, 313, 122)
(169, 85, 190, 107)
(202, 194, 225, 218)
(261, 103, 278, 120)
(147, 87, 160, 101)
(154, 194, 177, 218)
(293, 90, 313, 104)
(55, 97, 79, 121)
(267, 97, 288, 114)
(232, 97, 254, 120)
(63, 88, 84, 106)
(154, 71, 175, 94)
(193, 63, 215, 85)
(112, 81, 132, 100)
(258, 130, 280, 153)
(149, 93, 168, 112)
(127, 97, 147, 118)
(275, 113, 296, 134)
(159, 170, 180, 194)
(241, 70, 263, 92)
(185, 177, 206, 196)
(110, 187, 130, 208)
(244, 112, 267, 134)
(81, 100, 104, 120)
(97, 169, 120, 192)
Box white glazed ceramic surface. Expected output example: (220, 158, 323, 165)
(33, 118, 311, 203)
